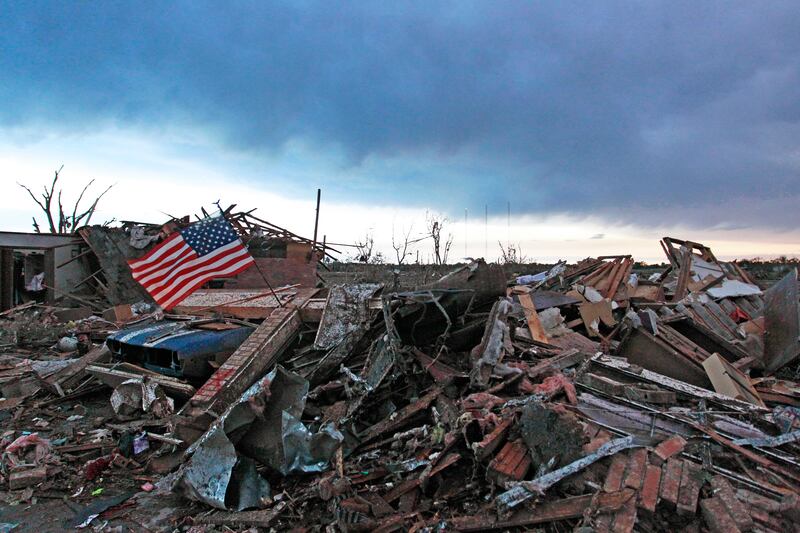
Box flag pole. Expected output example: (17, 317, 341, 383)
(251, 260, 285, 308)
(218, 208, 285, 308)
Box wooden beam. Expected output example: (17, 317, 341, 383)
(519, 293, 548, 343)
(448, 490, 635, 531)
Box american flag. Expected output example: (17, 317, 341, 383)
(128, 215, 255, 310)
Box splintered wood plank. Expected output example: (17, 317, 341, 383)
(519, 293, 549, 343)
(449, 490, 634, 532)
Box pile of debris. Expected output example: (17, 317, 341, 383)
(1, 235, 800, 532)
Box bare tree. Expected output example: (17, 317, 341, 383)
(391, 224, 428, 266)
(353, 231, 376, 263)
(18, 166, 113, 233)
(497, 241, 529, 264)
(426, 211, 454, 265)
(441, 234, 454, 264)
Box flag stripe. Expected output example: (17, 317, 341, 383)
(145, 241, 245, 294)
(132, 245, 194, 281)
(159, 256, 255, 309)
(153, 246, 252, 302)
(128, 233, 184, 270)
(134, 246, 195, 284)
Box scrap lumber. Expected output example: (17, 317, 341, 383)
(448, 490, 635, 531)
(44, 344, 111, 393)
(86, 364, 196, 399)
(702, 353, 766, 407)
(195, 501, 287, 527)
(359, 387, 441, 443)
(6, 233, 800, 532)
(518, 292, 548, 343)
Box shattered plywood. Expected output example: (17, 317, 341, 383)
(702, 353, 765, 407)
(763, 269, 800, 373)
(518, 293, 548, 343)
(313, 283, 381, 350)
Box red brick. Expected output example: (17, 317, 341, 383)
(611, 495, 637, 533)
(604, 454, 628, 492)
(638, 464, 661, 513)
(701, 497, 742, 533)
(623, 448, 648, 490)
(474, 418, 513, 462)
(653, 435, 687, 463)
(594, 490, 638, 533)
(710, 476, 753, 531)
(487, 440, 531, 484)
(584, 434, 612, 454)
(677, 460, 702, 515)
(659, 458, 682, 507)
(748, 507, 786, 532)
(226, 255, 317, 289)
(9, 466, 47, 489)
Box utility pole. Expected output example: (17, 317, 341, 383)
(507, 201, 511, 249)
(312, 188, 321, 252)
(464, 208, 468, 259)
(484, 204, 488, 260)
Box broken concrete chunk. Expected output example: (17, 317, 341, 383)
(538, 307, 570, 337)
(519, 403, 584, 470)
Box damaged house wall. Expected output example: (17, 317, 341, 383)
(220, 241, 320, 289)
(0, 231, 91, 310)
(77, 226, 156, 306)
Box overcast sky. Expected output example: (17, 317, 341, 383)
(2, 2, 799, 262)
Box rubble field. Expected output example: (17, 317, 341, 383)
(2, 228, 800, 533)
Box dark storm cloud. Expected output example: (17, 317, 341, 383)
(1, 1, 799, 227)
